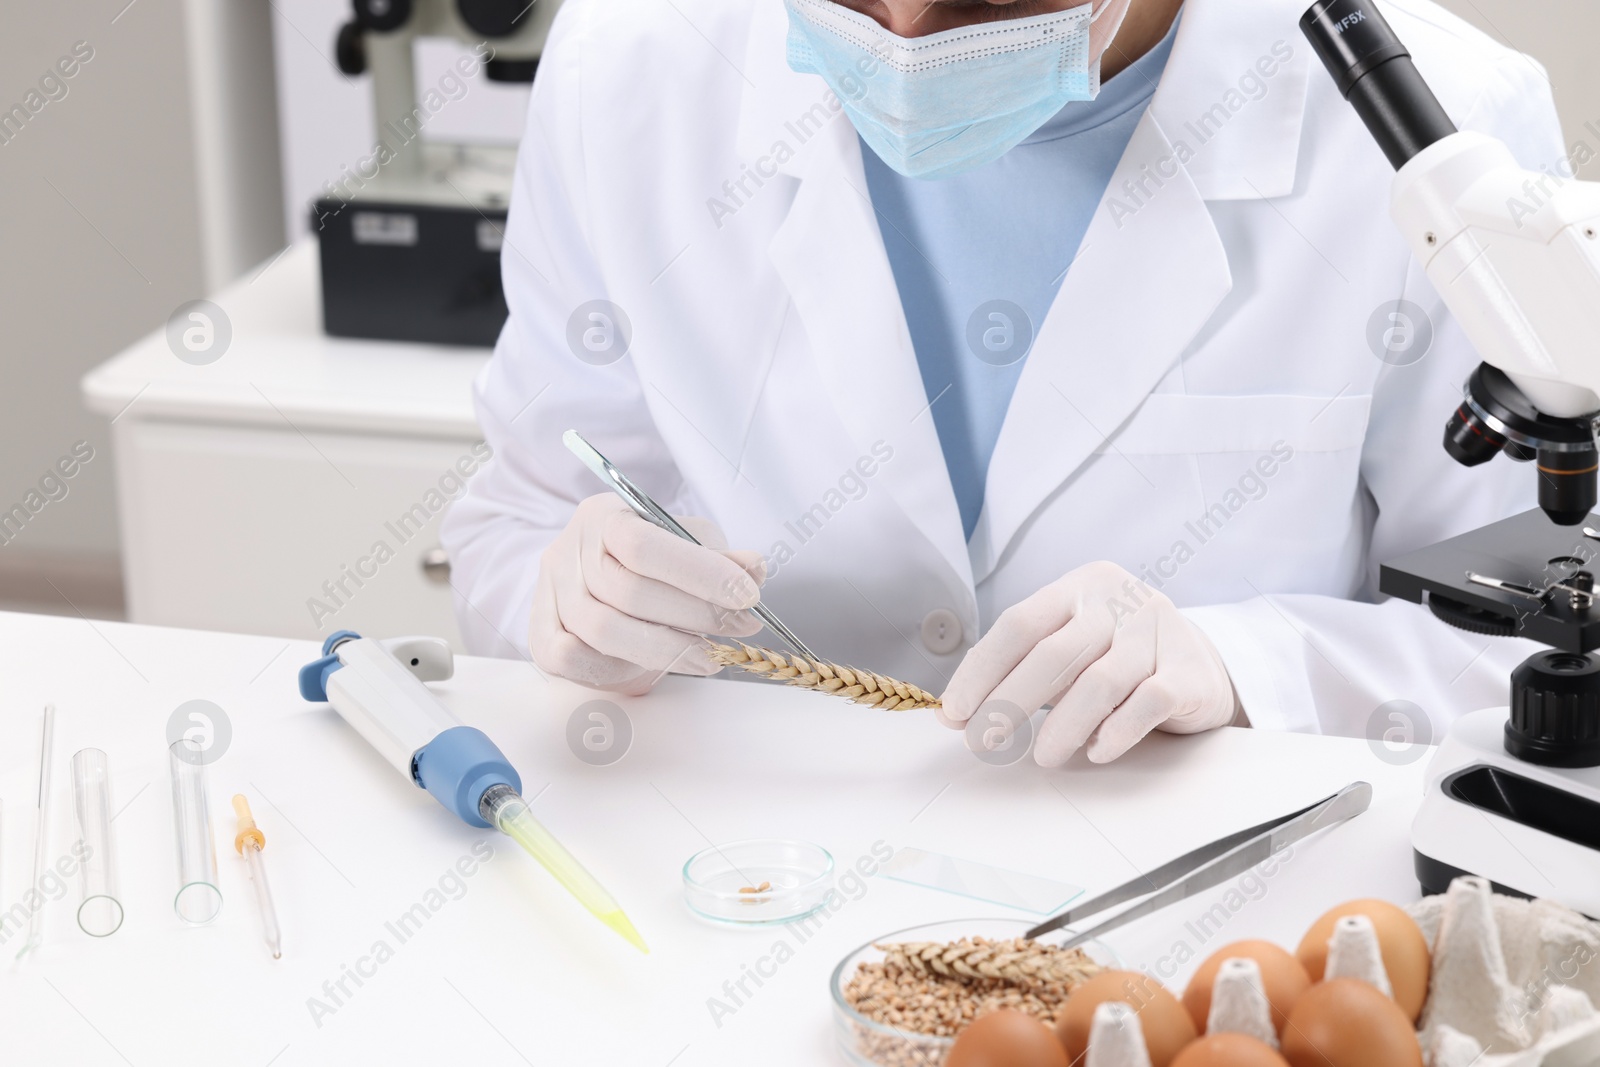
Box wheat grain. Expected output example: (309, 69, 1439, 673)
(705, 641, 942, 710)
(877, 938, 1102, 988)
(843, 961, 1074, 1038)
(840, 937, 1104, 1052)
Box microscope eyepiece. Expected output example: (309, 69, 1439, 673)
(1300, 1, 1458, 169)
(1300, 0, 1409, 97)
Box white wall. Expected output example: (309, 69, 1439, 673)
(0, 0, 284, 613)
(0, 2, 205, 572)
(182, 0, 288, 290)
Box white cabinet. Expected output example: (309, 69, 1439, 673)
(83, 242, 492, 649)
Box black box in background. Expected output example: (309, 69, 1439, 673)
(313, 200, 508, 348)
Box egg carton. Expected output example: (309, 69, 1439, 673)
(1084, 916, 1394, 1066)
(1081, 876, 1600, 1067)
(1085, 955, 1279, 1067)
(1407, 876, 1600, 1067)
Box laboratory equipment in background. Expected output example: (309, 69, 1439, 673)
(233, 794, 283, 959)
(169, 740, 224, 925)
(16, 705, 55, 961)
(298, 630, 646, 950)
(72, 749, 123, 938)
(1301, 0, 1600, 913)
(317, 0, 563, 346)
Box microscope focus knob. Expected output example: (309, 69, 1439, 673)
(335, 21, 367, 76)
(1507, 650, 1600, 767)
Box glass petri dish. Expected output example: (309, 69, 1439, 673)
(830, 917, 1119, 1067)
(682, 839, 834, 925)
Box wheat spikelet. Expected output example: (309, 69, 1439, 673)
(876, 937, 1102, 989)
(704, 641, 942, 710)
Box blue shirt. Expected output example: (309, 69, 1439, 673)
(862, 20, 1179, 539)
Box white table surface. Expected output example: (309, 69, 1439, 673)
(80, 241, 488, 438)
(0, 610, 1431, 1066)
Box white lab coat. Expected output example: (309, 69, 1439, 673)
(442, 0, 1566, 739)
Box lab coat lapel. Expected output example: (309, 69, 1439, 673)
(970, 114, 1232, 582)
(737, 0, 973, 593)
(741, 0, 1312, 592)
(969, 0, 1311, 582)
(764, 117, 975, 594)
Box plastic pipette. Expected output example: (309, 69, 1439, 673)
(298, 631, 646, 952)
(232, 795, 281, 959)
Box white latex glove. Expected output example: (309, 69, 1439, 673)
(529, 495, 766, 694)
(939, 561, 1239, 766)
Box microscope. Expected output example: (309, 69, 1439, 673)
(315, 0, 563, 346)
(1302, 1, 1600, 915)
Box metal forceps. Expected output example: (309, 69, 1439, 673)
(563, 430, 822, 663)
(1026, 781, 1373, 948)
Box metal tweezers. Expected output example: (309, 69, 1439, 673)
(563, 430, 822, 663)
(1025, 780, 1373, 948)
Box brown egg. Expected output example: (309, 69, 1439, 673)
(1173, 1034, 1290, 1067)
(1055, 970, 1198, 1067)
(1280, 978, 1423, 1067)
(947, 1009, 1069, 1067)
(1182, 940, 1312, 1034)
(1295, 899, 1430, 1022)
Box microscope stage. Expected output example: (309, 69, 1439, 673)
(1381, 508, 1600, 653)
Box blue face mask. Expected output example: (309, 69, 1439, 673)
(784, 0, 1105, 180)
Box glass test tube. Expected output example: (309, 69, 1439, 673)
(71, 749, 123, 937)
(169, 740, 222, 924)
(18, 705, 57, 959)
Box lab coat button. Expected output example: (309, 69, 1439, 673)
(920, 609, 963, 655)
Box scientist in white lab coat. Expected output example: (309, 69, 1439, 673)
(441, 0, 1562, 763)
